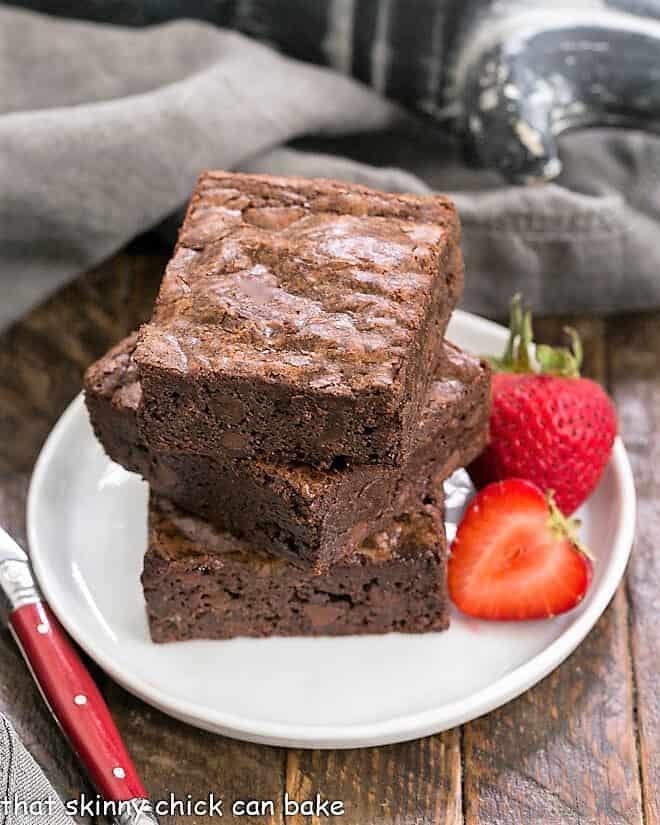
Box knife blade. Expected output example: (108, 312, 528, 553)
(0, 527, 159, 825)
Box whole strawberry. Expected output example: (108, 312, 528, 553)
(469, 296, 617, 515)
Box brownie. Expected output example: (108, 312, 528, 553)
(134, 171, 463, 467)
(85, 336, 490, 569)
(143, 495, 449, 641)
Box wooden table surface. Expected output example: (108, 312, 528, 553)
(0, 242, 657, 825)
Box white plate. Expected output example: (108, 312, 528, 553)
(27, 310, 636, 749)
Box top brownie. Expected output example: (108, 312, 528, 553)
(135, 172, 462, 467)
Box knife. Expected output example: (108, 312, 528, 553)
(0, 526, 159, 825)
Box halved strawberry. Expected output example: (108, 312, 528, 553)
(448, 479, 593, 621)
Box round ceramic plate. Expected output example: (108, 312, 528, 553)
(27, 310, 636, 749)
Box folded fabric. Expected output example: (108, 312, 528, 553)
(0, 714, 74, 825)
(1, 2, 659, 328)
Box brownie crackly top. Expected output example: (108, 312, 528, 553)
(135, 172, 460, 396)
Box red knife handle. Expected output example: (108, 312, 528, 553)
(10, 601, 146, 802)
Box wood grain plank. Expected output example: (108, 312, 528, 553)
(463, 588, 639, 825)
(462, 317, 643, 825)
(285, 730, 462, 825)
(608, 310, 660, 825)
(0, 251, 164, 473)
(104, 683, 285, 825)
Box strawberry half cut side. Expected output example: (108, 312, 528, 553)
(448, 479, 593, 621)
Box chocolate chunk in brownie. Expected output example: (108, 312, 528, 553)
(85, 336, 490, 569)
(134, 171, 462, 467)
(143, 495, 449, 641)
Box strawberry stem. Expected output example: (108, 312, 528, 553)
(518, 308, 534, 373)
(488, 294, 530, 373)
(500, 294, 521, 366)
(488, 294, 583, 378)
(546, 491, 594, 560)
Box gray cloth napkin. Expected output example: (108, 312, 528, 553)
(0, 714, 74, 825)
(2, 4, 660, 328)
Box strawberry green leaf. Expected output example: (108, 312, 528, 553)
(536, 327, 583, 377)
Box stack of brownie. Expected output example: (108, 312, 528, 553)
(84, 172, 491, 642)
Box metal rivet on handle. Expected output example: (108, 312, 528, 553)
(36, 623, 48, 634)
(74, 694, 87, 706)
(113, 767, 126, 779)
